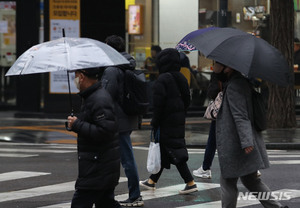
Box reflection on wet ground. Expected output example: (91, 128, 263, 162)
(0, 115, 299, 149)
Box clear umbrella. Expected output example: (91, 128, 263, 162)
(5, 37, 129, 76)
(5, 36, 129, 114)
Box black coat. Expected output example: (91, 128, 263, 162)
(151, 48, 190, 169)
(72, 81, 120, 190)
(100, 52, 139, 133)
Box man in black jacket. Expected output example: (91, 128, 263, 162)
(67, 68, 121, 208)
(100, 35, 144, 207)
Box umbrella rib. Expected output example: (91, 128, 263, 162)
(64, 38, 71, 70)
(20, 55, 34, 75)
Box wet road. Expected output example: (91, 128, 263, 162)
(0, 113, 299, 207)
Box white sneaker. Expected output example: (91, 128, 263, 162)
(193, 166, 212, 179)
(257, 170, 261, 177)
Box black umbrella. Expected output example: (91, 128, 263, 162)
(188, 27, 292, 86)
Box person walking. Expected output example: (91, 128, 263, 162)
(100, 35, 144, 207)
(212, 61, 287, 208)
(139, 48, 198, 195)
(193, 72, 262, 180)
(144, 45, 162, 108)
(67, 68, 121, 208)
(193, 72, 219, 179)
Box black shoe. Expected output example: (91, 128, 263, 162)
(281, 206, 289, 208)
(119, 196, 144, 207)
(179, 184, 198, 195)
(139, 179, 155, 190)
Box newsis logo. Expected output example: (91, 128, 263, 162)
(238, 192, 292, 201)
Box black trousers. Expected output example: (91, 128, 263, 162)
(150, 161, 193, 183)
(71, 188, 121, 208)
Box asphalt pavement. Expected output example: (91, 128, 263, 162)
(0, 111, 299, 207)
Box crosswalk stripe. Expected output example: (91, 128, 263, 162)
(0, 181, 75, 203)
(0, 148, 76, 153)
(115, 182, 220, 201)
(268, 155, 300, 158)
(38, 203, 71, 208)
(0, 171, 50, 182)
(0, 177, 127, 204)
(270, 160, 300, 164)
(38, 182, 218, 208)
(37, 177, 128, 208)
(0, 153, 39, 158)
(176, 189, 300, 208)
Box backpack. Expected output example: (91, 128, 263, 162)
(251, 87, 267, 132)
(122, 69, 149, 115)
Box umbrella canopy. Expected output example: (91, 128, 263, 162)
(175, 27, 219, 51)
(5, 37, 129, 76)
(187, 27, 292, 86)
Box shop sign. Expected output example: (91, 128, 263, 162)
(128, 5, 143, 35)
(49, 0, 80, 94)
(49, 0, 80, 40)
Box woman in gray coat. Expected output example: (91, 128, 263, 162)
(213, 62, 285, 208)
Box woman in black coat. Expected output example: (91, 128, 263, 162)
(139, 48, 198, 195)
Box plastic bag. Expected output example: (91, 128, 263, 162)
(147, 127, 161, 174)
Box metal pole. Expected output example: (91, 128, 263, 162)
(67, 71, 73, 116)
(63, 28, 73, 116)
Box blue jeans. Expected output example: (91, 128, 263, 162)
(119, 131, 140, 200)
(202, 120, 216, 171)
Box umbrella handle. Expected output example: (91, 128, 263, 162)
(67, 71, 74, 115)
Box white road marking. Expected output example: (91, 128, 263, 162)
(268, 155, 300, 158)
(0, 181, 75, 203)
(0, 171, 50, 182)
(0, 153, 39, 157)
(39, 182, 219, 208)
(37, 177, 127, 208)
(270, 160, 300, 164)
(176, 189, 300, 208)
(0, 177, 127, 204)
(115, 182, 220, 201)
(0, 148, 76, 153)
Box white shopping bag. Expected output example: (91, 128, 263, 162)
(147, 127, 161, 174)
(147, 142, 161, 174)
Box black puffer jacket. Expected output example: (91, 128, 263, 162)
(72, 81, 120, 190)
(151, 48, 190, 169)
(100, 52, 139, 133)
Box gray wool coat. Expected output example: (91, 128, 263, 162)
(216, 72, 270, 179)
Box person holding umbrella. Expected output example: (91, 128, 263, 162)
(212, 62, 286, 208)
(67, 68, 121, 208)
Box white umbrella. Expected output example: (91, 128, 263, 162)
(5, 37, 130, 114)
(5, 37, 129, 76)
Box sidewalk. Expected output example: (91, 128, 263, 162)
(1, 111, 300, 150)
(141, 116, 300, 150)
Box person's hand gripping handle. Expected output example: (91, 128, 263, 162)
(65, 113, 77, 131)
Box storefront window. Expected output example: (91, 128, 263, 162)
(0, 1, 16, 107)
(126, 0, 300, 109)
